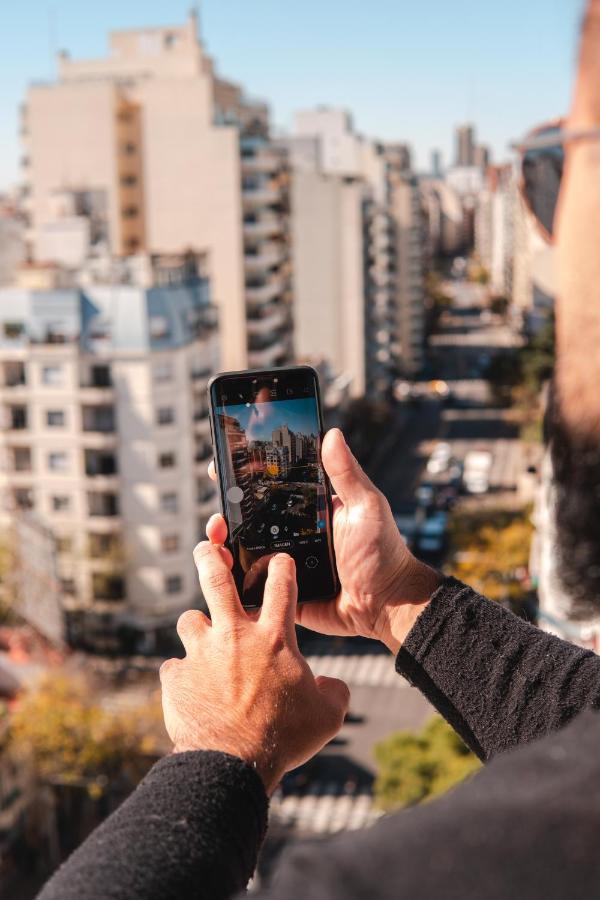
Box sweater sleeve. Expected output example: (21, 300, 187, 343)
(395, 577, 600, 760)
(37, 750, 268, 900)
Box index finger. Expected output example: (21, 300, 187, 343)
(193, 541, 245, 628)
(260, 553, 298, 639)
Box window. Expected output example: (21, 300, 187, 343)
(165, 575, 183, 594)
(3, 322, 24, 339)
(82, 405, 115, 432)
(158, 452, 176, 469)
(88, 533, 120, 558)
(56, 536, 73, 554)
(121, 174, 138, 187)
(10, 406, 27, 429)
(92, 574, 125, 601)
(13, 447, 31, 472)
(88, 492, 119, 517)
(48, 452, 68, 472)
(41, 365, 63, 386)
(123, 142, 137, 155)
(51, 495, 70, 512)
(156, 407, 175, 426)
(150, 317, 170, 339)
(160, 492, 178, 514)
(90, 365, 111, 387)
(122, 205, 139, 219)
(161, 534, 180, 554)
(60, 578, 76, 596)
(85, 449, 117, 476)
(46, 410, 65, 427)
(153, 361, 173, 383)
(14, 488, 33, 510)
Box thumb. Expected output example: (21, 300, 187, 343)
(315, 674, 351, 722)
(321, 429, 376, 505)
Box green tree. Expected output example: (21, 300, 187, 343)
(374, 716, 480, 811)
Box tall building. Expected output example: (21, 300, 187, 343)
(219, 414, 253, 535)
(0, 255, 218, 654)
(20, 12, 293, 372)
(474, 144, 491, 171)
(290, 108, 426, 394)
(430, 149, 443, 179)
(455, 124, 476, 166)
(475, 164, 514, 298)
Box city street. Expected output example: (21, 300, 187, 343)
(273, 279, 526, 839)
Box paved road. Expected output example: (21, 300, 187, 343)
(277, 279, 525, 839)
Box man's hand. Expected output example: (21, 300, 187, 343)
(160, 544, 349, 794)
(206, 428, 440, 654)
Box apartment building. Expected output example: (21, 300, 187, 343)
(0, 255, 218, 654)
(20, 12, 293, 372)
(290, 108, 426, 395)
(475, 164, 514, 299)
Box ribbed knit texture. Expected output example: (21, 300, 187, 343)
(37, 751, 268, 900)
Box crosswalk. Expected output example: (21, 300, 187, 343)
(304, 653, 407, 688)
(271, 787, 383, 835)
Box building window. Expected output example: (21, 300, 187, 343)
(3, 322, 24, 339)
(165, 575, 183, 594)
(13, 447, 31, 471)
(121, 174, 138, 187)
(156, 407, 175, 426)
(160, 492, 178, 514)
(51, 495, 70, 512)
(46, 409, 65, 427)
(158, 452, 176, 469)
(56, 536, 73, 554)
(48, 452, 68, 472)
(14, 488, 34, 510)
(87, 492, 119, 517)
(122, 205, 139, 219)
(150, 317, 170, 339)
(82, 405, 115, 432)
(153, 361, 173, 383)
(88, 533, 121, 559)
(10, 406, 27, 429)
(41, 365, 63, 386)
(161, 534, 180, 554)
(85, 449, 117, 476)
(60, 578, 76, 596)
(90, 364, 112, 387)
(92, 574, 125, 601)
(123, 142, 137, 155)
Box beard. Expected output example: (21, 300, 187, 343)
(546, 379, 600, 618)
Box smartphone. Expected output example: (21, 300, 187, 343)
(208, 365, 339, 607)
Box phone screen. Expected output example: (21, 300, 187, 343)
(209, 367, 338, 607)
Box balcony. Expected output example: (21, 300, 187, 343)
(241, 149, 281, 175)
(243, 214, 282, 239)
(246, 306, 287, 336)
(245, 277, 285, 307)
(244, 243, 286, 273)
(242, 185, 281, 210)
(92, 574, 126, 602)
(247, 338, 288, 369)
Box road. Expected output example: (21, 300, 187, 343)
(270, 279, 525, 841)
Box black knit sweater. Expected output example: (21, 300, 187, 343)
(38, 579, 600, 900)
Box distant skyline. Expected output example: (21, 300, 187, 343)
(218, 398, 318, 443)
(1, 0, 585, 190)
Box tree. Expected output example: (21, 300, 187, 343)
(8, 672, 165, 795)
(374, 716, 480, 811)
(447, 508, 534, 605)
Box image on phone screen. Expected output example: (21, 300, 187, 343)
(210, 369, 338, 606)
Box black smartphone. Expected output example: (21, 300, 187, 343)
(208, 365, 339, 607)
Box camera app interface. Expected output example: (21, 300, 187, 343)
(213, 374, 337, 605)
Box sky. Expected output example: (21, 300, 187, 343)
(0, 0, 586, 190)
(218, 398, 318, 442)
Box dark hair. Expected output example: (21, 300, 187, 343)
(546, 380, 600, 617)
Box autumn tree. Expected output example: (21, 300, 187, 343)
(374, 716, 480, 812)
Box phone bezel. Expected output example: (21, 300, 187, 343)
(207, 365, 339, 606)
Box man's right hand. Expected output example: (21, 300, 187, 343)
(207, 428, 440, 654)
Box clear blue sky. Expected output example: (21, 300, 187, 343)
(0, 0, 585, 190)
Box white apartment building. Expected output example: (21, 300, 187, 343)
(20, 12, 293, 372)
(0, 255, 218, 655)
(290, 108, 426, 394)
(475, 165, 514, 298)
